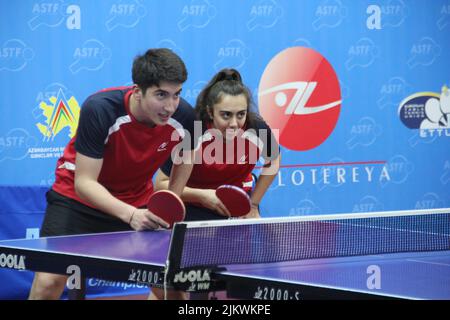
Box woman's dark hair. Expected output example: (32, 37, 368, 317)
(132, 48, 187, 94)
(195, 68, 258, 128)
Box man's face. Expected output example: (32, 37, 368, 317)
(134, 81, 183, 126)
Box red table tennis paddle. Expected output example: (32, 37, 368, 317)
(147, 190, 186, 228)
(215, 185, 251, 217)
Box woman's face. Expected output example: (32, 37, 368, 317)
(209, 94, 248, 140)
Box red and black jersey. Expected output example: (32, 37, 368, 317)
(52, 86, 195, 208)
(161, 117, 279, 193)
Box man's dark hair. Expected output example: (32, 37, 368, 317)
(132, 48, 187, 94)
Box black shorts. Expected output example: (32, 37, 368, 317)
(40, 189, 133, 237)
(185, 204, 228, 221)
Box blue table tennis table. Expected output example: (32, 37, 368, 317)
(1, 209, 449, 300)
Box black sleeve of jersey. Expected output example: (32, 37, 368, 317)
(160, 98, 196, 176)
(74, 98, 110, 159)
(160, 156, 173, 177)
(172, 98, 197, 151)
(254, 117, 280, 161)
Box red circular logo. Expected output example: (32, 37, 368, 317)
(258, 47, 341, 151)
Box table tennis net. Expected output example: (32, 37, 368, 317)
(173, 208, 450, 269)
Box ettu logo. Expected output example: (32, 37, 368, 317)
(173, 269, 210, 283)
(0, 253, 26, 270)
(398, 85, 450, 130)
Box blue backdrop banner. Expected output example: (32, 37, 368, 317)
(1, 0, 449, 299)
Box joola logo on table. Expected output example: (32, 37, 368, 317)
(173, 269, 210, 283)
(0, 253, 26, 270)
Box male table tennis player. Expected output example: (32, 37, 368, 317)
(28, 48, 196, 300)
(150, 68, 280, 300)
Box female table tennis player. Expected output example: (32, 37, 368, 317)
(149, 68, 280, 300)
(157, 68, 280, 220)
